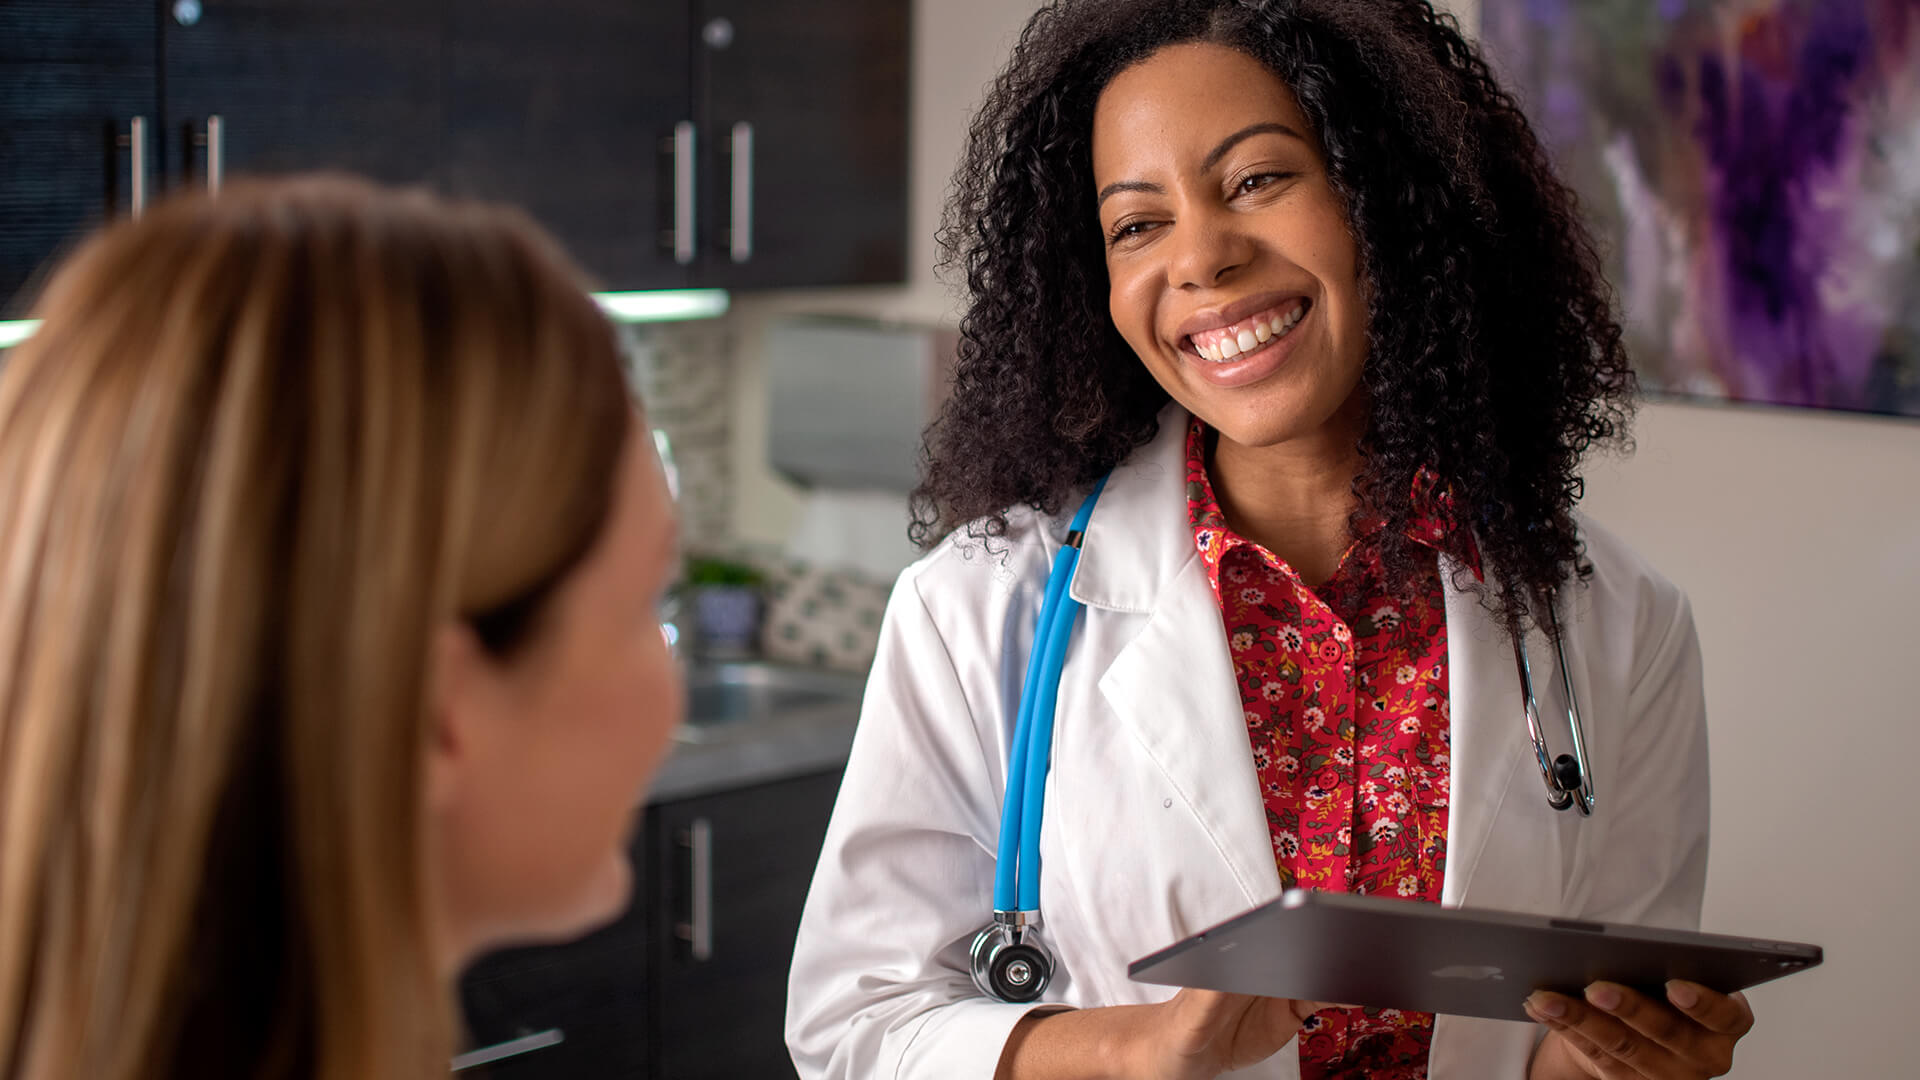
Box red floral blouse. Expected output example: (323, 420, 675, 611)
(1185, 418, 1476, 1079)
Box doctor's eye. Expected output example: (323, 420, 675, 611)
(1235, 171, 1296, 197)
(1107, 218, 1160, 246)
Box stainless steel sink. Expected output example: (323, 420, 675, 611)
(674, 661, 865, 741)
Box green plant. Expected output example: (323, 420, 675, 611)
(683, 555, 764, 588)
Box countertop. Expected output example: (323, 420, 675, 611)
(645, 661, 866, 804)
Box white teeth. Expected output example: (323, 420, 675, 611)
(1190, 300, 1310, 363)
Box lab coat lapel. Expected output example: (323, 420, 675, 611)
(1096, 564, 1283, 908)
(1069, 406, 1283, 910)
(1437, 561, 1531, 906)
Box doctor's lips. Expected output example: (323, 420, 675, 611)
(1180, 297, 1311, 362)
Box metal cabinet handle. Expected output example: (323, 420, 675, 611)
(728, 121, 753, 263)
(450, 1029, 564, 1072)
(194, 115, 224, 194)
(671, 121, 696, 265)
(118, 117, 147, 218)
(674, 817, 713, 961)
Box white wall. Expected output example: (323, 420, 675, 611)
(1581, 401, 1914, 1077)
(729, 0, 1905, 1073)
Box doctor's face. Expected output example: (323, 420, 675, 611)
(1092, 43, 1369, 452)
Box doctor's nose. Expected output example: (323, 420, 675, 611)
(1165, 213, 1255, 290)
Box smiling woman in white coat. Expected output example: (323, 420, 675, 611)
(787, 2, 1759, 1078)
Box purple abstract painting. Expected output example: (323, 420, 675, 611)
(1484, 0, 1920, 417)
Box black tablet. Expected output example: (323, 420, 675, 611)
(1127, 889, 1822, 1022)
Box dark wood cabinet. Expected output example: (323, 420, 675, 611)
(0, 0, 156, 315)
(0, 0, 907, 314)
(455, 768, 842, 1079)
(690, 0, 909, 289)
(649, 770, 841, 1080)
(160, 0, 442, 191)
(444, 0, 691, 292)
(458, 889, 652, 1079)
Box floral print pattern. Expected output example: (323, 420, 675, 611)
(1186, 418, 1475, 1080)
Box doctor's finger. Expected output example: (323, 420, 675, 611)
(1169, 988, 1330, 1031)
(1540, 1022, 1661, 1080)
(1526, 994, 1680, 1079)
(1164, 988, 1266, 1035)
(1666, 983, 1755, 1038)
(1582, 982, 1695, 1057)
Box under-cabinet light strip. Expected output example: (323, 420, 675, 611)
(0, 289, 729, 349)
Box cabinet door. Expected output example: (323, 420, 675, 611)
(0, 0, 155, 315)
(160, 0, 441, 191)
(443, 0, 691, 292)
(651, 770, 843, 1080)
(456, 833, 653, 1079)
(691, 0, 908, 290)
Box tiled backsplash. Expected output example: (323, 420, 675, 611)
(622, 322, 733, 542)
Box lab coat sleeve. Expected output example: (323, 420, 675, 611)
(1588, 586, 1711, 930)
(786, 563, 1044, 1079)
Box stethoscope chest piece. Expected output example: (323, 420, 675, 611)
(970, 912, 1052, 1003)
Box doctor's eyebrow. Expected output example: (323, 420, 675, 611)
(1095, 121, 1310, 207)
(1096, 179, 1164, 206)
(1201, 122, 1304, 171)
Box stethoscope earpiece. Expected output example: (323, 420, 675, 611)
(1551, 753, 1584, 794)
(1517, 601, 1596, 816)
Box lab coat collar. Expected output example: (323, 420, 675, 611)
(1069, 403, 1197, 615)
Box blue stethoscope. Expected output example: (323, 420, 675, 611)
(968, 479, 1597, 1003)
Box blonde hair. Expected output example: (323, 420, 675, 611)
(0, 175, 633, 1080)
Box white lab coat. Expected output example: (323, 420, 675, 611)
(787, 406, 1709, 1079)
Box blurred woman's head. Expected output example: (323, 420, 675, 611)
(0, 175, 681, 1080)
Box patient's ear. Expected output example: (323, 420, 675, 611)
(423, 621, 507, 813)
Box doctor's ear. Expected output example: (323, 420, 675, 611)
(423, 621, 512, 812)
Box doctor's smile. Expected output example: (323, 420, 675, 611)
(1174, 293, 1314, 387)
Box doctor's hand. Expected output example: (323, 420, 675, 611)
(1524, 980, 1755, 1080)
(1133, 988, 1328, 1080)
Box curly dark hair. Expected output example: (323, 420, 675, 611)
(910, 0, 1636, 636)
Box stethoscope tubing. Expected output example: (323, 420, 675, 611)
(992, 540, 1077, 911)
(992, 476, 1107, 915)
(1017, 548, 1083, 910)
